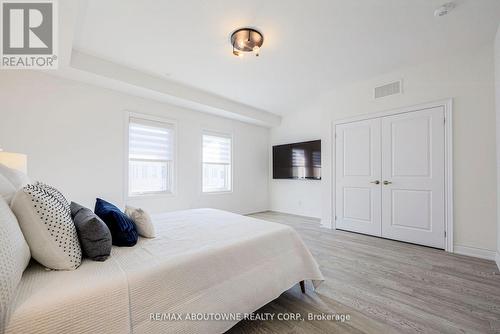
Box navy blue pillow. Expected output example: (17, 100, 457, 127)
(94, 198, 138, 247)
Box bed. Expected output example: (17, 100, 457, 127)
(4, 208, 324, 334)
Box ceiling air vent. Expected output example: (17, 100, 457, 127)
(374, 80, 402, 99)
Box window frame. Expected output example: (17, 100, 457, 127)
(124, 111, 177, 199)
(201, 130, 233, 194)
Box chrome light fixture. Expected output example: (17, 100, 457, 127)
(231, 28, 264, 57)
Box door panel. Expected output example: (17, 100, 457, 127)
(343, 125, 372, 176)
(381, 107, 445, 248)
(391, 115, 431, 177)
(335, 119, 382, 236)
(344, 187, 372, 221)
(391, 190, 431, 230)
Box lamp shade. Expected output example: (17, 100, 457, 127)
(0, 151, 27, 173)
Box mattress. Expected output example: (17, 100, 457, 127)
(4, 208, 324, 334)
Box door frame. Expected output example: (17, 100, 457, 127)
(331, 99, 454, 252)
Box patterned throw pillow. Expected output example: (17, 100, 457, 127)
(35, 181, 71, 215)
(125, 205, 156, 238)
(0, 198, 31, 328)
(10, 184, 82, 270)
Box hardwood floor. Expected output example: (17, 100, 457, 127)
(227, 211, 500, 334)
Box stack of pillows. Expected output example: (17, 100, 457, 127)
(74, 199, 156, 261)
(0, 163, 155, 325)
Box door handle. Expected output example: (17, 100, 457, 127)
(383, 181, 392, 185)
(370, 180, 380, 184)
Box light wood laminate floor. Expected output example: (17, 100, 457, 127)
(227, 211, 500, 334)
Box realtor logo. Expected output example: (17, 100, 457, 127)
(1, 0, 58, 69)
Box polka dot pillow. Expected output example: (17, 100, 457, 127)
(11, 183, 82, 270)
(34, 181, 71, 214)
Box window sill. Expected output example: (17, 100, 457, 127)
(201, 190, 233, 195)
(127, 192, 176, 200)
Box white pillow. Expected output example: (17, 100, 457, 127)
(0, 198, 31, 327)
(0, 163, 31, 190)
(0, 173, 16, 204)
(11, 184, 82, 270)
(125, 206, 155, 238)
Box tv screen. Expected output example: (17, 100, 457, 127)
(273, 140, 321, 180)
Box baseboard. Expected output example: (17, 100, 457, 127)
(496, 252, 500, 270)
(453, 245, 497, 261)
(320, 219, 332, 229)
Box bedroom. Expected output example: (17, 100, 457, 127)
(0, 0, 499, 333)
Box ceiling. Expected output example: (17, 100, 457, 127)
(72, 0, 500, 116)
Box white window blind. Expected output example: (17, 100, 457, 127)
(128, 116, 174, 195)
(202, 133, 232, 192)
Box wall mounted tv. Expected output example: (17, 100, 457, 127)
(273, 140, 321, 180)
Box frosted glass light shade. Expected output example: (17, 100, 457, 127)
(0, 152, 27, 173)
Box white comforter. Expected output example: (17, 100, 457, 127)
(5, 209, 324, 334)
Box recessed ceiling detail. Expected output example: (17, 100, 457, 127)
(68, 0, 500, 117)
(231, 28, 264, 57)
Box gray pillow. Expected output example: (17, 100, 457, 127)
(70, 202, 112, 261)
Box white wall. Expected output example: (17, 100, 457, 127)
(271, 44, 498, 254)
(495, 24, 500, 267)
(0, 71, 270, 215)
(269, 114, 324, 218)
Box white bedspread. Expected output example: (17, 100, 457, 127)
(4, 209, 324, 334)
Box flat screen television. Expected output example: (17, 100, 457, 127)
(273, 140, 321, 180)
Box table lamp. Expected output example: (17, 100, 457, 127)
(0, 150, 28, 173)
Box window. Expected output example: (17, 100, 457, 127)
(128, 115, 174, 196)
(202, 133, 232, 193)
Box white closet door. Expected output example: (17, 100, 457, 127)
(380, 107, 445, 248)
(335, 118, 382, 236)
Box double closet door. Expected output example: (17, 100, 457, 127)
(335, 106, 445, 249)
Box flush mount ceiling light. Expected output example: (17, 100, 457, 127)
(230, 28, 264, 57)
